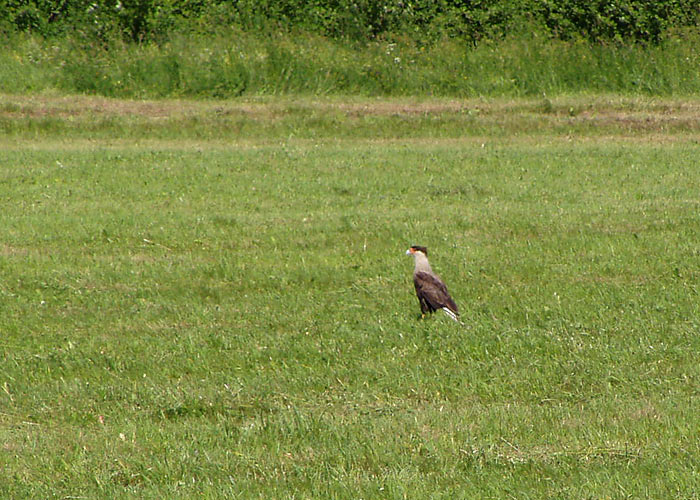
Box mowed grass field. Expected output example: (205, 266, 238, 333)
(1, 95, 699, 498)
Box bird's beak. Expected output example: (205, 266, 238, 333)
(405, 249, 412, 255)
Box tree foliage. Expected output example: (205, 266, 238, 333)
(1, 0, 698, 43)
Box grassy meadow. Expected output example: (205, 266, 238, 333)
(3, 30, 700, 98)
(1, 94, 700, 498)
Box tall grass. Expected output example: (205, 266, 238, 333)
(2, 29, 700, 98)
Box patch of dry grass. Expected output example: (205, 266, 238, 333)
(3, 93, 700, 119)
(1, 95, 699, 154)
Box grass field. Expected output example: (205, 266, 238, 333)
(1, 94, 699, 498)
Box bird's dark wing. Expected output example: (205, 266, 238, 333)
(414, 271, 459, 315)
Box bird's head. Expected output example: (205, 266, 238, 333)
(406, 245, 428, 257)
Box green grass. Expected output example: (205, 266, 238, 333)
(2, 29, 700, 98)
(1, 95, 699, 498)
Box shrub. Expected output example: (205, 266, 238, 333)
(1, 0, 698, 44)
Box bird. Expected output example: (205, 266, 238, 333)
(406, 245, 461, 323)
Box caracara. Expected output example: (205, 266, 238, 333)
(406, 245, 460, 323)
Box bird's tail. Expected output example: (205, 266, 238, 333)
(441, 307, 463, 325)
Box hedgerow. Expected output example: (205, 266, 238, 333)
(1, 0, 698, 44)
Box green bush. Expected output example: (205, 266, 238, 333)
(1, 0, 698, 44)
(535, 0, 700, 43)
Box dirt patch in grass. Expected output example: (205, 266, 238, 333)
(3, 94, 700, 120)
(0, 244, 29, 256)
(0, 94, 199, 118)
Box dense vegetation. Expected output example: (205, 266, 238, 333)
(2, 27, 700, 98)
(2, 0, 699, 44)
(1, 1, 699, 99)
